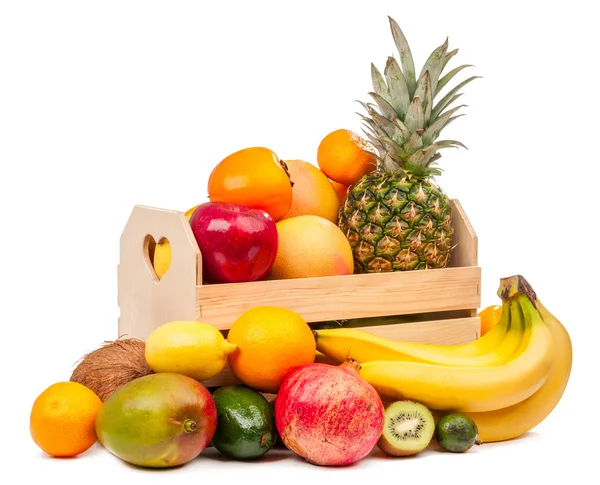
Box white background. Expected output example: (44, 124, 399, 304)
(1, 0, 597, 483)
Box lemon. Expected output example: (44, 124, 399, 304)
(153, 240, 172, 279)
(145, 320, 238, 381)
(151, 204, 201, 280)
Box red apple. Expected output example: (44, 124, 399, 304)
(188, 201, 278, 283)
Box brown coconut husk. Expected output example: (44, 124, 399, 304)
(70, 338, 154, 401)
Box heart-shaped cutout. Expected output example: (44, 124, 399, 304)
(143, 234, 171, 282)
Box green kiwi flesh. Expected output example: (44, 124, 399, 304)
(377, 400, 435, 456)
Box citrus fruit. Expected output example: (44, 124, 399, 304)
(145, 320, 238, 382)
(330, 179, 350, 206)
(317, 129, 376, 186)
(207, 147, 293, 222)
(281, 159, 340, 224)
(267, 215, 354, 279)
(29, 381, 102, 457)
(96, 373, 217, 468)
(226, 306, 316, 393)
(435, 413, 481, 453)
(211, 385, 276, 460)
(153, 204, 199, 280)
(478, 305, 502, 336)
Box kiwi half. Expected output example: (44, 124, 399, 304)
(377, 400, 435, 456)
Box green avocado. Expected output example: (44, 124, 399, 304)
(211, 385, 276, 460)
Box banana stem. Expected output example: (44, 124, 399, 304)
(497, 275, 537, 305)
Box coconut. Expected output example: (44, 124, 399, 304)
(70, 338, 154, 401)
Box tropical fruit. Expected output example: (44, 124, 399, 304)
(207, 147, 293, 222)
(95, 373, 217, 468)
(314, 299, 522, 367)
(30, 381, 102, 457)
(275, 359, 385, 466)
(358, 275, 555, 413)
(317, 129, 377, 186)
(145, 320, 238, 382)
(338, 17, 479, 273)
(377, 400, 435, 456)
(281, 159, 341, 223)
(211, 385, 277, 460)
(267, 215, 354, 279)
(69, 338, 153, 402)
(226, 306, 316, 393)
(459, 298, 573, 442)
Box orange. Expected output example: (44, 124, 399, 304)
(207, 147, 293, 221)
(330, 179, 350, 206)
(267, 215, 354, 280)
(226, 306, 316, 393)
(281, 159, 341, 224)
(30, 381, 102, 457)
(479, 305, 502, 336)
(317, 129, 377, 186)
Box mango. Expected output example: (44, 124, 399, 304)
(95, 373, 217, 468)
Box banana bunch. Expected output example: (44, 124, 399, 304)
(314, 275, 572, 443)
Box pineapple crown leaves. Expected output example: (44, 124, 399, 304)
(358, 16, 480, 178)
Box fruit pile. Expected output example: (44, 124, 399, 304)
(29, 274, 572, 467)
(315, 276, 573, 444)
(156, 16, 477, 283)
(29, 17, 573, 469)
(154, 139, 363, 284)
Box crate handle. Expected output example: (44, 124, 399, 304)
(117, 205, 202, 340)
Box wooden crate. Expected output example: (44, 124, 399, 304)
(117, 199, 481, 386)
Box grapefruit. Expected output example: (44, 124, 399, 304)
(267, 215, 354, 279)
(281, 159, 341, 224)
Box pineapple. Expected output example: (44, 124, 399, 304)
(339, 17, 479, 273)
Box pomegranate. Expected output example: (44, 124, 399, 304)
(274, 358, 384, 466)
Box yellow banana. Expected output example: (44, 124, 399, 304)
(358, 277, 554, 413)
(315, 300, 522, 366)
(458, 297, 572, 442)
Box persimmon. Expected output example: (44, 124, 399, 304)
(207, 147, 293, 222)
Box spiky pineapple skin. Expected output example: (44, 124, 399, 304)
(338, 172, 453, 273)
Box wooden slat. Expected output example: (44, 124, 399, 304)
(200, 316, 481, 388)
(450, 199, 479, 317)
(450, 199, 478, 268)
(117, 199, 481, 340)
(197, 266, 481, 330)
